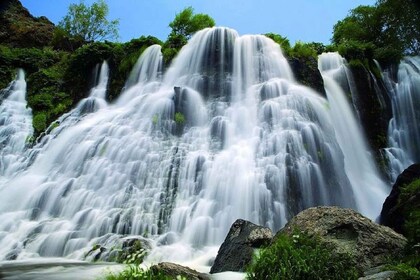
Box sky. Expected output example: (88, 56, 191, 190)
(20, 0, 377, 44)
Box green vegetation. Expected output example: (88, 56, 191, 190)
(332, 0, 420, 65)
(105, 266, 174, 280)
(58, 0, 119, 42)
(246, 232, 358, 280)
(174, 112, 186, 125)
(163, 7, 215, 63)
(389, 261, 420, 280)
(398, 179, 420, 245)
(264, 33, 328, 60)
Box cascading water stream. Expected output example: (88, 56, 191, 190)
(0, 70, 33, 178)
(383, 56, 420, 181)
(318, 52, 388, 219)
(0, 28, 386, 268)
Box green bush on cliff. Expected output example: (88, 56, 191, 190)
(247, 232, 358, 280)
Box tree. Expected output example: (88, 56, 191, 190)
(376, 0, 420, 55)
(168, 7, 215, 41)
(58, 0, 119, 42)
(163, 7, 215, 62)
(332, 0, 420, 64)
(332, 6, 381, 46)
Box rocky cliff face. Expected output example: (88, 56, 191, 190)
(0, 0, 54, 48)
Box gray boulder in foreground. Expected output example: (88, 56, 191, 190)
(210, 219, 273, 273)
(278, 206, 407, 272)
(150, 262, 210, 280)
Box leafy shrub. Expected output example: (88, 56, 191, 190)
(337, 40, 375, 61)
(392, 263, 420, 280)
(289, 42, 318, 59)
(386, 256, 420, 280)
(246, 232, 358, 280)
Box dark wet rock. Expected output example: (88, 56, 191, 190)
(380, 164, 420, 234)
(210, 219, 273, 273)
(288, 56, 326, 96)
(348, 63, 392, 163)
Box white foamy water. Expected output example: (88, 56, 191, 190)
(0, 28, 390, 271)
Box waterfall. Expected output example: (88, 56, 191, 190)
(383, 56, 420, 181)
(0, 70, 33, 178)
(0, 28, 387, 264)
(318, 52, 388, 219)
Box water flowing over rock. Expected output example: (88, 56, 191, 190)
(279, 206, 407, 272)
(0, 70, 33, 178)
(0, 27, 389, 265)
(383, 57, 420, 181)
(318, 53, 388, 218)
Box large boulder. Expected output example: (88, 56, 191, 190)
(150, 262, 210, 280)
(380, 164, 420, 237)
(279, 206, 407, 272)
(210, 219, 273, 273)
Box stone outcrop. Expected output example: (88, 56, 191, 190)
(150, 262, 210, 280)
(210, 219, 273, 273)
(84, 235, 151, 263)
(380, 163, 420, 235)
(279, 206, 407, 272)
(288, 56, 326, 96)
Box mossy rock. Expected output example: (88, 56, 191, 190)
(279, 206, 407, 273)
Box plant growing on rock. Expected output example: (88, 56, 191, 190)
(246, 232, 358, 280)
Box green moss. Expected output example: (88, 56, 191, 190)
(246, 232, 358, 280)
(33, 113, 47, 133)
(174, 112, 185, 125)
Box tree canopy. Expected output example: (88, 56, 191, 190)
(58, 0, 119, 42)
(332, 0, 420, 64)
(163, 7, 215, 62)
(169, 7, 215, 41)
